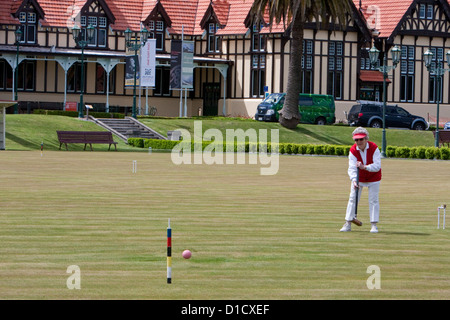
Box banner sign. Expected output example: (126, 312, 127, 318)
(140, 39, 156, 87)
(170, 40, 182, 90)
(181, 41, 194, 89)
(125, 54, 139, 87)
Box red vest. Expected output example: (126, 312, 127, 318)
(350, 141, 382, 182)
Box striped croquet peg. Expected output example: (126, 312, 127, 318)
(167, 218, 172, 283)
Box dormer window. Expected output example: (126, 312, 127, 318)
(148, 19, 165, 51)
(208, 23, 221, 53)
(251, 23, 265, 52)
(79, 0, 111, 48)
(80, 15, 107, 47)
(18, 11, 37, 44)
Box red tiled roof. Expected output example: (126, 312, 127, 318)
(354, 0, 412, 38)
(0, 0, 262, 34)
(360, 70, 391, 83)
(354, 0, 450, 39)
(3, 0, 409, 37)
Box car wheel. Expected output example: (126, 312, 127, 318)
(316, 117, 326, 125)
(370, 120, 382, 128)
(413, 122, 425, 130)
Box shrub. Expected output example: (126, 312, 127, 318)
(395, 147, 410, 159)
(284, 143, 293, 154)
(415, 146, 426, 159)
(325, 145, 335, 155)
(386, 146, 397, 158)
(305, 144, 315, 154)
(314, 145, 324, 155)
(440, 147, 450, 160)
(128, 138, 144, 148)
(343, 146, 351, 156)
(298, 144, 307, 154)
(335, 146, 344, 156)
(425, 147, 440, 159)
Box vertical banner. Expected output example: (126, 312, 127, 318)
(140, 39, 156, 87)
(170, 40, 182, 90)
(125, 53, 139, 87)
(181, 41, 194, 89)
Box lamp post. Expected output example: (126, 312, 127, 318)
(72, 24, 95, 118)
(369, 44, 401, 158)
(125, 27, 148, 119)
(14, 28, 22, 114)
(423, 49, 450, 147)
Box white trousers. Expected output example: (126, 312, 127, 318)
(345, 181, 380, 223)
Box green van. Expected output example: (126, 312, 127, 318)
(254, 93, 336, 125)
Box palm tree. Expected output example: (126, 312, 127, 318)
(249, 0, 352, 129)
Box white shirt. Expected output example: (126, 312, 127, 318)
(348, 142, 381, 182)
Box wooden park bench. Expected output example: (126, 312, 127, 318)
(57, 131, 118, 151)
(433, 130, 450, 147)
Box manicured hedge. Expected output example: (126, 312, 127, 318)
(128, 138, 450, 160)
(33, 109, 125, 118)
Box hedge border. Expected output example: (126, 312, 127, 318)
(128, 138, 450, 160)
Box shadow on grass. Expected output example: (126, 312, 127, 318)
(295, 126, 349, 145)
(5, 132, 37, 149)
(381, 231, 431, 236)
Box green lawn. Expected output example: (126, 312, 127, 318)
(3, 114, 437, 152)
(0, 151, 449, 299)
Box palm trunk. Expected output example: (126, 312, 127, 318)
(279, 11, 304, 129)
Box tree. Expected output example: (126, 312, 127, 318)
(249, 0, 352, 129)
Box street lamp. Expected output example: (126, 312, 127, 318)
(369, 44, 401, 158)
(14, 28, 22, 114)
(125, 27, 148, 119)
(72, 24, 95, 118)
(423, 49, 450, 147)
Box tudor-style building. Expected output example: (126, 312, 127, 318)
(0, 0, 449, 123)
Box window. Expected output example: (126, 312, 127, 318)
(0, 60, 35, 91)
(81, 15, 107, 47)
(95, 64, 115, 94)
(154, 67, 170, 96)
(428, 47, 444, 103)
(427, 4, 433, 19)
(360, 48, 376, 70)
(0, 60, 13, 90)
(67, 63, 83, 93)
(208, 23, 221, 53)
(302, 40, 313, 93)
(17, 61, 35, 91)
(251, 55, 266, 97)
(419, 4, 433, 19)
(400, 46, 414, 102)
(327, 41, 343, 100)
(79, 0, 109, 48)
(251, 24, 265, 52)
(18, 11, 37, 44)
(148, 20, 165, 51)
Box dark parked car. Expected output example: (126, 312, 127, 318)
(348, 101, 429, 130)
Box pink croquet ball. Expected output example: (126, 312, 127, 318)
(182, 250, 192, 259)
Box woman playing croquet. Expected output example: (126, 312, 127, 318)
(340, 127, 381, 233)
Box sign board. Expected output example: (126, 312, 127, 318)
(170, 40, 194, 90)
(65, 101, 78, 111)
(181, 41, 194, 89)
(170, 40, 182, 90)
(125, 54, 139, 87)
(140, 39, 156, 87)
